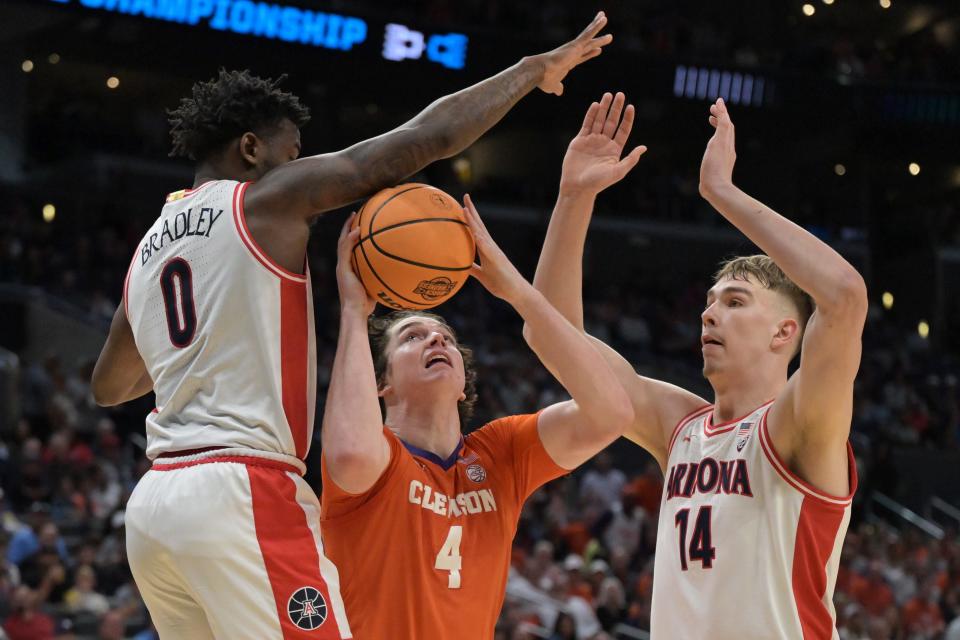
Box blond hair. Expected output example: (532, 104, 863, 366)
(714, 255, 815, 331)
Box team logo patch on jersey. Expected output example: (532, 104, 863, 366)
(287, 586, 327, 631)
(414, 277, 457, 301)
(165, 189, 187, 203)
(736, 421, 755, 452)
(466, 463, 487, 483)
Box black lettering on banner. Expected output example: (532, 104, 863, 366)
(160, 258, 197, 348)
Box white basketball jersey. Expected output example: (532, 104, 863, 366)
(124, 180, 316, 460)
(651, 401, 857, 640)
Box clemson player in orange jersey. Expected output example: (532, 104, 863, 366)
(320, 195, 635, 639)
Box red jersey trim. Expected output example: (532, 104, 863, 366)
(232, 182, 308, 283)
(667, 404, 713, 457)
(758, 410, 858, 506)
(152, 454, 301, 475)
(165, 180, 216, 203)
(792, 496, 846, 638)
(702, 399, 775, 437)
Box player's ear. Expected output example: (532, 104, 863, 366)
(238, 131, 261, 167)
(771, 317, 799, 353)
(458, 392, 466, 402)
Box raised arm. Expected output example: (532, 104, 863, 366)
(321, 215, 391, 494)
(246, 13, 613, 221)
(463, 196, 633, 470)
(528, 93, 704, 467)
(698, 98, 867, 494)
(91, 305, 153, 407)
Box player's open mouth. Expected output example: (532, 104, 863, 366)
(425, 354, 452, 368)
(701, 335, 723, 347)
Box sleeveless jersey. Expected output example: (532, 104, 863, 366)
(651, 401, 857, 640)
(124, 180, 316, 460)
(319, 413, 568, 640)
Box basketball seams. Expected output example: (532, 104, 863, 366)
(362, 219, 475, 271)
(355, 229, 431, 310)
(352, 183, 475, 309)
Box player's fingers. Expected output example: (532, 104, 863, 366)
(616, 145, 647, 177)
(579, 47, 604, 64)
(462, 194, 489, 237)
(613, 104, 635, 148)
(576, 11, 607, 42)
(587, 33, 613, 49)
(592, 93, 612, 134)
(339, 212, 356, 239)
(708, 115, 719, 128)
(603, 92, 626, 138)
(579, 102, 600, 135)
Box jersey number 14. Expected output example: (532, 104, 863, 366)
(674, 506, 716, 570)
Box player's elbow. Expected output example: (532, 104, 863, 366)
(90, 379, 122, 407)
(586, 394, 634, 441)
(821, 269, 869, 319)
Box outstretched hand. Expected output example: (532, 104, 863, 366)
(535, 12, 613, 96)
(462, 195, 528, 303)
(699, 98, 737, 199)
(336, 213, 376, 317)
(560, 92, 647, 197)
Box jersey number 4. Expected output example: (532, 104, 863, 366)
(160, 258, 197, 348)
(674, 506, 715, 570)
(435, 525, 462, 589)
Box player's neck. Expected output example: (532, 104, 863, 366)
(384, 400, 462, 460)
(193, 157, 258, 186)
(709, 366, 786, 422)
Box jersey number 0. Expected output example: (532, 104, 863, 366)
(160, 258, 197, 348)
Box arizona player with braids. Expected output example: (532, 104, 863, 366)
(531, 94, 866, 639)
(320, 195, 633, 639)
(90, 13, 614, 639)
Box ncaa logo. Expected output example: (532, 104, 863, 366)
(287, 586, 327, 631)
(466, 463, 487, 483)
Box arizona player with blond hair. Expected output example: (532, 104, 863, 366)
(320, 194, 634, 639)
(89, 14, 615, 638)
(531, 94, 866, 639)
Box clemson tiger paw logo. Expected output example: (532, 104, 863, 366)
(287, 586, 327, 631)
(414, 277, 456, 301)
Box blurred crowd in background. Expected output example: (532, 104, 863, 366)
(1, 183, 958, 638)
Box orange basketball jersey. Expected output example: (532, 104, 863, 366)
(320, 412, 567, 639)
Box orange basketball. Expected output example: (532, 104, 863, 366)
(351, 184, 475, 310)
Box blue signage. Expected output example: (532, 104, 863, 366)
(49, 0, 467, 68)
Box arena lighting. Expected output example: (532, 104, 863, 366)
(882, 292, 894, 310)
(834, 163, 846, 176)
(673, 66, 771, 106)
(106, 76, 120, 89)
(802, 4, 816, 16)
(909, 162, 921, 176)
(822, 0, 834, 4)
(918, 321, 930, 339)
(48, 53, 61, 64)
(21, 59, 34, 72)
(880, 0, 891, 8)
(42, 204, 56, 223)
(48, 0, 469, 69)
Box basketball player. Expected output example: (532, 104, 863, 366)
(530, 94, 866, 639)
(319, 195, 634, 639)
(88, 14, 614, 639)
